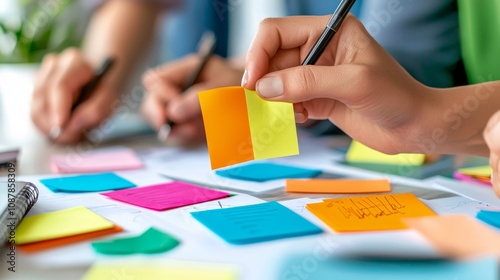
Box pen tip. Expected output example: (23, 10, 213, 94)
(49, 126, 62, 143)
(157, 124, 172, 143)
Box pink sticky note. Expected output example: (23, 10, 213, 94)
(51, 148, 143, 174)
(101, 182, 230, 211)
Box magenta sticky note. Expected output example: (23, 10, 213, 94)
(51, 147, 143, 174)
(101, 182, 230, 211)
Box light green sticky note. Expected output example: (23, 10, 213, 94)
(91, 227, 180, 255)
(346, 141, 426, 166)
(82, 260, 239, 280)
(16, 206, 114, 245)
(458, 166, 492, 177)
(244, 89, 299, 159)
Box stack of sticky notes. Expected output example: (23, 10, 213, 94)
(16, 206, 121, 252)
(102, 182, 230, 211)
(51, 147, 143, 174)
(215, 162, 321, 182)
(40, 173, 136, 193)
(306, 193, 436, 232)
(454, 166, 492, 186)
(199, 86, 299, 169)
(192, 201, 322, 244)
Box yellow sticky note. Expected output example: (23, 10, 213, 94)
(199, 86, 299, 169)
(306, 193, 436, 232)
(346, 141, 426, 166)
(457, 166, 492, 177)
(16, 206, 114, 245)
(286, 179, 391, 194)
(82, 261, 239, 280)
(404, 215, 500, 259)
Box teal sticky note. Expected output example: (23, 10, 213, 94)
(191, 201, 322, 244)
(279, 256, 498, 280)
(40, 173, 136, 193)
(477, 210, 500, 229)
(92, 227, 180, 255)
(215, 162, 321, 182)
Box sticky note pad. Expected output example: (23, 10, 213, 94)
(458, 165, 492, 177)
(199, 86, 299, 169)
(50, 147, 143, 174)
(306, 193, 436, 232)
(286, 179, 391, 194)
(102, 182, 230, 211)
(40, 172, 136, 193)
(18, 226, 123, 253)
(476, 210, 500, 229)
(92, 227, 180, 255)
(215, 162, 321, 182)
(404, 215, 500, 259)
(16, 206, 115, 245)
(191, 201, 322, 244)
(346, 141, 426, 166)
(82, 261, 239, 280)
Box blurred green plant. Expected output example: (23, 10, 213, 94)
(0, 0, 84, 63)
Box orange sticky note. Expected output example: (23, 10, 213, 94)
(306, 193, 436, 232)
(199, 86, 299, 169)
(286, 179, 391, 194)
(404, 215, 500, 259)
(17, 225, 123, 253)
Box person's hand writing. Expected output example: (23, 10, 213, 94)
(244, 15, 435, 154)
(141, 55, 244, 146)
(485, 111, 500, 197)
(31, 48, 118, 144)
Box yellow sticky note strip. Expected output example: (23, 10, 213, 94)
(457, 166, 492, 177)
(82, 261, 239, 280)
(199, 86, 299, 169)
(306, 193, 436, 232)
(346, 141, 426, 166)
(404, 215, 500, 259)
(16, 206, 114, 245)
(286, 179, 391, 194)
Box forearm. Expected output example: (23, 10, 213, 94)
(82, 0, 161, 92)
(414, 81, 500, 157)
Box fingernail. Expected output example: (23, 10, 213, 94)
(257, 76, 283, 98)
(157, 124, 172, 143)
(49, 126, 62, 141)
(241, 69, 248, 87)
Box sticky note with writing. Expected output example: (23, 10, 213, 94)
(192, 201, 322, 244)
(306, 193, 436, 232)
(199, 86, 299, 169)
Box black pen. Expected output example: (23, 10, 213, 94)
(301, 0, 357, 65)
(157, 30, 217, 142)
(49, 57, 116, 141)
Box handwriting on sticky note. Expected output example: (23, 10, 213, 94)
(346, 141, 426, 166)
(286, 179, 391, 194)
(199, 86, 299, 169)
(16, 206, 115, 245)
(306, 193, 436, 232)
(51, 147, 143, 174)
(102, 182, 230, 211)
(404, 215, 500, 259)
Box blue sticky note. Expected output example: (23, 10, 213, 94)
(215, 162, 321, 182)
(40, 173, 136, 193)
(279, 256, 498, 280)
(476, 210, 500, 229)
(191, 201, 322, 244)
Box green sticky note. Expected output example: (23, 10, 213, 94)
(92, 227, 180, 255)
(346, 141, 426, 166)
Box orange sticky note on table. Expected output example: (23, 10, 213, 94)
(306, 193, 436, 232)
(199, 86, 299, 169)
(404, 215, 500, 259)
(286, 179, 391, 194)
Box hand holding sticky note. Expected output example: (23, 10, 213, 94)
(199, 86, 299, 169)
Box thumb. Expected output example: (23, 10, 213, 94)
(255, 64, 365, 104)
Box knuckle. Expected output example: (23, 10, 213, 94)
(295, 67, 316, 94)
